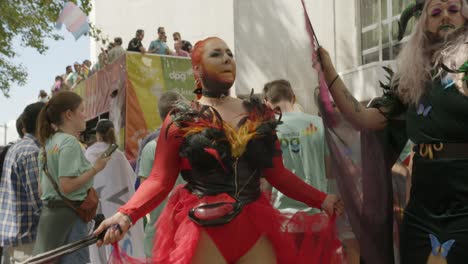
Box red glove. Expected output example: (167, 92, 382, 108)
(119, 117, 181, 224)
(263, 141, 327, 209)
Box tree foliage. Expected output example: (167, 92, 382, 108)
(0, 0, 103, 97)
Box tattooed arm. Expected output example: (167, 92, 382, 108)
(319, 47, 387, 131)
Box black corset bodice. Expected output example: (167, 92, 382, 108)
(181, 156, 262, 203)
(170, 97, 280, 203)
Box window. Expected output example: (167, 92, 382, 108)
(360, 0, 416, 64)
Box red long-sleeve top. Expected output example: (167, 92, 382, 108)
(119, 118, 327, 224)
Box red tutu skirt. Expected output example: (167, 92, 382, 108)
(109, 185, 345, 264)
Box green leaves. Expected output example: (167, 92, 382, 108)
(0, 0, 103, 97)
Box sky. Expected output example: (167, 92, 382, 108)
(0, 28, 89, 145)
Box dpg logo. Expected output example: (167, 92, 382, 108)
(169, 71, 187, 81)
(280, 137, 301, 154)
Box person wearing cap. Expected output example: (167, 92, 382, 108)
(85, 120, 145, 262)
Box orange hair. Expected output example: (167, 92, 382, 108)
(190, 37, 222, 99)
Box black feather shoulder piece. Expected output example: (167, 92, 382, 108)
(169, 100, 232, 172)
(240, 90, 283, 168)
(369, 67, 407, 119)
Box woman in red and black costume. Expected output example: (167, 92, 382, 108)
(94, 37, 344, 264)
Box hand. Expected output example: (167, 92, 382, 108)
(318, 47, 337, 79)
(93, 212, 132, 247)
(93, 156, 111, 172)
(322, 194, 344, 216)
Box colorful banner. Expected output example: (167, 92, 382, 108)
(75, 54, 194, 160)
(74, 55, 127, 121)
(125, 54, 195, 160)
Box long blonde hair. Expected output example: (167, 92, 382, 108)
(395, 0, 468, 105)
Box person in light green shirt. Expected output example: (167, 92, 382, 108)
(137, 91, 185, 257)
(39, 132, 93, 201)
(263, 79, 329, 215)
(138, 139, 160, 257)
(33, 92, 110, 264)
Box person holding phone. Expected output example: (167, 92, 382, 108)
(85, 119, 145, 262)
(33, 92, 110, 264)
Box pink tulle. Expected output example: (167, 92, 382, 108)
(108, 185, 346, 263)
(301, 0, 337, 127)
(107, 243, 151, 264)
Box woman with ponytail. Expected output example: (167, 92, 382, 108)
(33, 91, 110, 264)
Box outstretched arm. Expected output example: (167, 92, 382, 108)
(319, 47, 387, 131)
(264, 156, 326, 209)
(263, 153, 343, 215)
(119, 120, 181, 223)
(263, 141, 342, 215)
(263, 141, 327, 209)
(94, 116, 181, 245)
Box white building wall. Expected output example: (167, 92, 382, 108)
(90, 0, 234, 63)
(91, 0, 389, 113)
(234, 0, 334, 114)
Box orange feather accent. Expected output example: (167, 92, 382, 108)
(223, 120, 259, 158)
(178, 104, 275, 158)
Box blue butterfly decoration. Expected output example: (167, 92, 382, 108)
(441, 77, 455, 90)
(417, 103, 432, 117)
(429, 234, 455, 258)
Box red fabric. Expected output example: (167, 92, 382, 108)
(264, 141, 327, 209)
(109, 186, 345, 264)
(402, 155, 411, 167)
(118, 117, 182, 224)
(114, 118, 337, 263)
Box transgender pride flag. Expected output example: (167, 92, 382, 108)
(55, 1, 90, 40)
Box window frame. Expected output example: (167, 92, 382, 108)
(360, 0, 412, 65)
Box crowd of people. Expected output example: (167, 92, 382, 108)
(50, 26, 193, 97)
(0, 0, 466, 263)
(126, 27, 192, 57)
(0, 73, 348, 264)
(51, 60, 94, 95)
